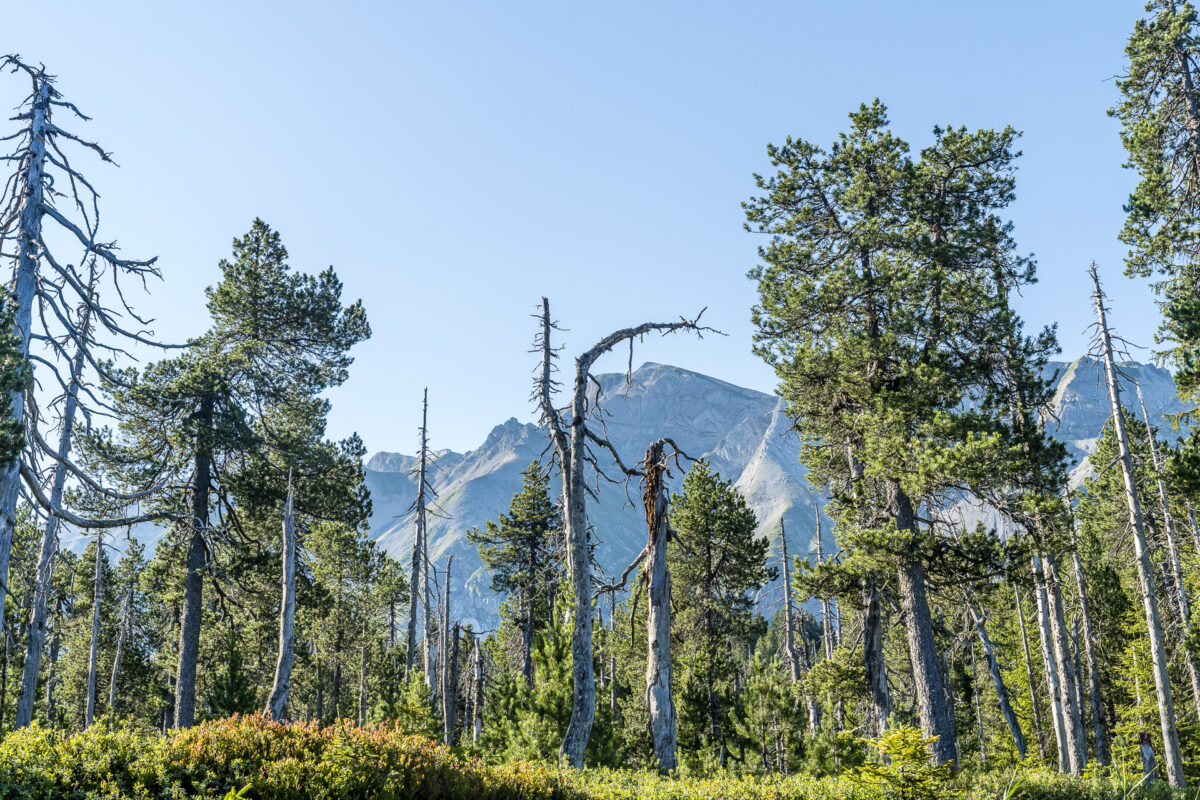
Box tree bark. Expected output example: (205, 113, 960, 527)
(1136, 382, 1200, 723)
(1033, 555, 1069, 770)
(889, 480, 957, 766)
(643, 439, 677, 773)
(85, 532, 103, 726)
(441, 555, 454, 743)
(1091, 263, 1186, 788)
(966, 594, 1026, 758)
(1066, 506, 1111, 765)
(472, 636, 483, 744)
(108, 581, 132, 713)
(1042, 551, 1087, 772)
(0, 78, 48, 636)
(174, 393, 213, 729)
(15, 278, 92, 728)
(863, 584, 892, 737)
(1014, 586, 1046, 759)
(265, 478, 297, 720)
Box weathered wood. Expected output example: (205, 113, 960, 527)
(1014, 586, 1047, 759)
(85, 531, 103, 726)
(1043, 551, 1087, 772)
(1033, 555, 1068, 771)
(1091, 263, 1186, 788)
(966, 593, 1027, 758)
(1065, 500, 1111, 765)
(643, 439, 677, 773)
(265, 478, 297, 720)
(472, 636, 483, 744)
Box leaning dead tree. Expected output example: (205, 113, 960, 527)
(534, 297, 713, 767)
(0, 56, 170, 652)
(265, 476, 297, 720)
(1090, 262, 1186, 788)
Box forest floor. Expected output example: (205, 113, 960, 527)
(0, 714, 1188, 800)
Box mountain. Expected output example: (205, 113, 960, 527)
(365, 359, 1186, 628)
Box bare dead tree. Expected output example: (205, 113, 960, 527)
(0, 56, 174, 644)
(643, 439, 677, 773)
(533, 297, 714, 767)
(107, 553, 133, 713)
(1090, 262, 1186, 788)
(84, 528, 105, 726)
(965, 590, 1027, 758)
(1014, 585, 1047, 760)
(441, 554, 454, 742)
(471, 635, 483, 744)
(1064, 494, 1111, 765)
(265, 475, 297, 721)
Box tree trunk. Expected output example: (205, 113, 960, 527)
(85, 532, 103, 726)
(889, 480, 957, 766)
(265, 479, 297, 720)
(780, 521, 800, 686)
(863, 584, 892, 737)
(472, 636, 483, 744)
(1014, 587, 1046, 759)
(174, 393, 213, 729)
(1091, 263, 1186, 788)
(966, 594, 1026, 758)
(1033, 556, 1068, 770)
(445, 623, 459, 746)
(0, 79, 49, 638)
(1066, 510, 1110, 765)
(108, 582, 131, 713)
(1042, 551, 1086, 772)
(643, 439, 677, 773)
(441, 555, 454, 743)
(1136, 383, 1200, 723)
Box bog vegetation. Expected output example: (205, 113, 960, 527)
(3, 3, 1200, 799)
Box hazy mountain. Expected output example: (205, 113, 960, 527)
(364, 358, 1186, 628)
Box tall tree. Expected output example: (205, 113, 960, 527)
(1089, 263, 1186, 788)
(91, 220, 369, 728)
(746, 102, 1039, 765)
(468, 461, 561, 686)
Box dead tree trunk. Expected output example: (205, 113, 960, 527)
(1136, 382, 1200, 723)
(1014, 586, 1046, 760)
(85, 531, 103, 726)
(815, 509, 834, 663)
(779, 520, 800, 686)
(444, 622, 459, 746)
(265, 477, 297, 720)
(1033, 555, 1068, 770)
(1091, 263, 1186, 788)
(472, 636, 483, 744)
(15, 272, 94, 728)
(1043, 551, 1086, 772)
(533, 297, 709, 768)
(966, 593, 1026, 758)
(863, 584, 892, 737)
(108, 579, 132, 712)
(441, 555, 454, 743)
(643, 439, 677, 773)
(1065, 499, 1111, 765)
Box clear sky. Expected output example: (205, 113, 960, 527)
(6, 1, 1161, 455)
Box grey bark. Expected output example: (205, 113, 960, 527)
(1136, 382, 1200, 723)
(1014, 586, 1046, 760)
(863, 584, 892, 737)
(815, 508, 834, 662)
(1042, 551, 1087, 772)
(643, 439, 676, 773)
(472, 636, 483, 744)
(1033, 556, 1068, 770)
(1066, 504, 1110, 765)
(108, 581, 132, 713)
(966, 594, 1026, 758)
(265, 478, 297, 720)
(779, 520, 800, 685)
(1091, 263, 1186, 788)
(0, 77, 48, 636)
(15, 269, 94, 728)
(441, 555, 454, 744)
(85, 532, 103, 726)
(889, 480, 957, 766)
(534, 297, 707, 767)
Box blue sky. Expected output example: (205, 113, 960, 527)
(8, 1, 1158, 454)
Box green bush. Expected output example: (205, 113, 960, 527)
(0, 715, 1190, 800)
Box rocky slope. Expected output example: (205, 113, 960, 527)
(366, 359, 1185, 628)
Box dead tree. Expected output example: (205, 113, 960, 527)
(966, 591, 1026, 758)
(815, 509, 834, 662)
(471, 636, 483, 744)
(441, 555, 454, 743)
(84, 529, 104, 726)
(643, 439, 677, 773)
(107, 569, 132, 713)
(0, 57, 168, 640)
(1136, 381, 1200, 722)
(1014, 586, 1046, 759)
(405, 389, 432, 681)
(265, 476, 297, 720)
(1090, 262, 1186, 788)
(779, 520, 800, 687)
(1033, 555, 1069, 770)
(1064, 495, 1111, 765)
(533, 297, 712, 767)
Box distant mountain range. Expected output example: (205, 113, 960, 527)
(365, 359, 1187, 628)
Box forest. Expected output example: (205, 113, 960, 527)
(3, 3, 1200, 800)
